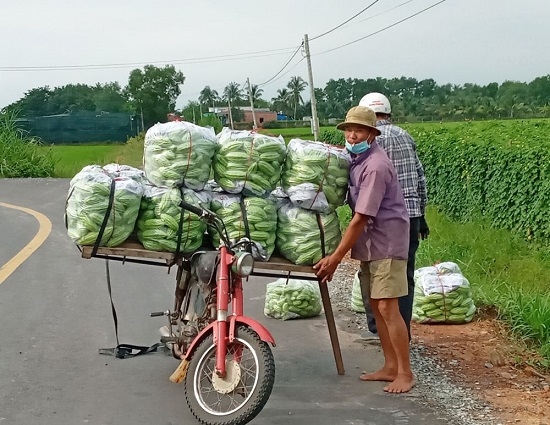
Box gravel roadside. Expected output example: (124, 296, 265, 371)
(328, 261, 502, 425)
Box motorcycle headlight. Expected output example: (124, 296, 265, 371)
(232, 251, 254, 276)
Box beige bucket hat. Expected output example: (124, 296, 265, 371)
(336, 106, 381, 135)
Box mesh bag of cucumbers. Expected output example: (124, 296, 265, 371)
(282, 138, 350, 213)
(264, 278, 323, 321)
(136, 186, 210, 253)
(213, 128, 286, 197)
(412, 262, 476, 324)
(65, 165, 143, 247)
(350, 271, 366, 313)
(208, 193, 277, 261)
(103, 163, 146, 184)
(143, 121, 217, 190)
(276, 202, 342, 265)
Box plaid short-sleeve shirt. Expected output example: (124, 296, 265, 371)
(375, 120, 427, 218)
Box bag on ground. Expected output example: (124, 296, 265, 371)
(350, 271, 366, 313)
(412, 262, 476, 324)
(264, 278, 322, 320)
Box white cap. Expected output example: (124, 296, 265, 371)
(358, 92, 391, 114)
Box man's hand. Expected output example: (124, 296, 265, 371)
(419, 215, 430, 240)
(313, 255, 340, 284)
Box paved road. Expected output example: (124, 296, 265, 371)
(0, 178, 445, 425)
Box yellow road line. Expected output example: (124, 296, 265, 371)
(0, 202, 52, 285)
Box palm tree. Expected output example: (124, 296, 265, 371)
(286, 76, 307, 120)
(271, 88, 291, 117)
(199, 86, 219, 110)
(250, 85, 264, 103)
(537, 104, 550, 117)
(223, 82, 242, 129)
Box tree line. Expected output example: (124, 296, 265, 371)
(4, 65, 184, 128)
(4, 64, 550, 128)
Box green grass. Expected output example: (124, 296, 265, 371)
(258, 126, 334, 142)
(48, 145, 120, 177)
(336, 204, 550, 364)
(46, 135, 145, 178)
(338, 204, 550, 365)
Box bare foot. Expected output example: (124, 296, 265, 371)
(359, 367, 397, 382)
(383, 374, 415, 393)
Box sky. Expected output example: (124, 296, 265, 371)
(2, 0, 550, 110)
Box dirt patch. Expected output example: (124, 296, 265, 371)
(411, 309, 550, 424)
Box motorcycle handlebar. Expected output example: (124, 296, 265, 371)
(179, 200, 231, 246)
(180, 200, 205, 217)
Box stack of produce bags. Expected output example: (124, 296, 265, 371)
(281, 138, 350, 214)
(209, 193, 278, 260)
(412, 262, 476, 324)
(66, 165, 143, 247)
(136, 186, 210, 253)
(213, 128, 286, 196)
(143, 121, 217, 190)
(264, 278, 322, 320)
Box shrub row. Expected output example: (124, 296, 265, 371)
(409, 120, 550, 243)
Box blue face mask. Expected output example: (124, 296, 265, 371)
(345, 140, 370, 155)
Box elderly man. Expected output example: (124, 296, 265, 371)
(358, 92, 429, 341)
(314, 105, 414, 394)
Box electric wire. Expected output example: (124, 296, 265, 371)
(309, 0, 380, 41)
(257, 43, 304, 87)
(315, 0, 448, 56)
(4, 0, 448, 106)
(355, 0, 416, 24)
(261, 57, 306, 87)
(0, 47, 298, 72)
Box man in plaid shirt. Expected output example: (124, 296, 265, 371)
(358, 92, 429, 341)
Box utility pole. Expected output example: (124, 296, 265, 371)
(246, 77, 258, 130)
(139, 100, 145, 133)
(303, 34, 320, 141)
(227, 99, 234, 129)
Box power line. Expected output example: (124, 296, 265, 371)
(257, 0, 433, 88)
(0, 47, 297, 72)
(355, 0, 417, 25)
(261, 57, 306, 87)
(315, 0, 448, 56)
(310, 0, 380, 41)
(257, 42, 304, 86)
(2, 0, 448, 105)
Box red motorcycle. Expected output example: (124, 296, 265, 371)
(152, 200, 276, 425)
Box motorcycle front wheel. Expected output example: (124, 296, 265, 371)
(184, 325, 275, 425)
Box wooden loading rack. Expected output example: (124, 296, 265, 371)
(80, 240, 345, 375)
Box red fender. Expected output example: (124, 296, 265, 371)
(182, 316, 275, 361)
(229, 315, 276, 346)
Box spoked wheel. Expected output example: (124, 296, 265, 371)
(184, 325, 275, 425)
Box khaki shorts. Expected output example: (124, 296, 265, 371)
(358, 259, 408, 301)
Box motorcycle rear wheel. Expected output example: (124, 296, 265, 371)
(184, 325, 275, 425)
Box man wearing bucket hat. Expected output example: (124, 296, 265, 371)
(358, 92, 429, 343)
(314, 105, 414, 393)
